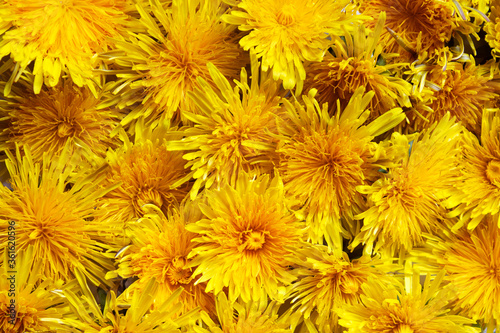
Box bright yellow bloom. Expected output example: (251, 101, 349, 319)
(99, 119, 191, 232)
(276, 87, 405, 251)
(353, 113, 462, 255)
(187, 172, 303, 303)
(104, 0, 245, 126)
(408, 61, 498, 134)
(0, 146, 118, 286)
(0, 77, 122, 164)
(195, 292, 294, 333)
(358, 0, 479, 62)
(59, 270, 199, 332)
(337, 271, 479, 333)
(446, 110, 500, 230)
(287, 243, 399, 332)
(222, 0, 362, 90)
(108, 204, 215, 316)
(420, 216, 500, 332)
(168, 54, 283, 200)
(0, 246, 71, 333)
(304, 12, 412, 121)
(0, 0, 135, 94)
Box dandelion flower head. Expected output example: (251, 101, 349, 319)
(276, 87, 405, 251)
(99, 119, 191, 229)
(0, 77, 122, 164)
(109, 203, 215, 316)
(186, 172, 303, 303)
(223, 0, 363, 90)
(107, 0, 246, 126)
(407, 61, 498, 134)
(353, 113, 462, 255)
(0, 146, 118, 285)
(304, 12, 412, 121)
(168, 54, 284, 200)
(286, 243, 399, 331)
(0, 0, 135, 94)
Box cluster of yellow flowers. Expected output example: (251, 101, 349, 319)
(2, 0, 500, 332)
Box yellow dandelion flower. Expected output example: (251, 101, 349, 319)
(0, 0, 136, 94)
(1, 246, 71, 333)
(0, 77, 122, 164)
(186, 172, 303, 303)
(195, 292, 294, 333)
(168, 54, 283, 200)
(105, 0, 246, 126)
(276, 87, 405, 251)
(408, 61, 498, 134)
(108, 204, 215, 316)
(0, 146, 119, 286)
(99, 119, 191, 231)
(358, 0, 479, 62)
(420, 216, 500, 332)
(60, 270, 199, 332)
(304, 12, 412, 120)
(337, 270, 479, 333)
(222, 0, 363, 90)
(446, 110, 500, 230)
(286, 243, 399, 332)
(353, 113, 463, 255)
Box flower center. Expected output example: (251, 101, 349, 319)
(238, 229, 266, 251)
(486, 159, 500, 187)
(395, 325, 414, 333)
(29, 228, 44, 240)
(166, 256, 193, 286)
(135, 188, 164, 213)
(57, 121, 75, 138)
(28, 219, 57, 241)
(339, 273, 360, 295)
(276, 4, 295, 26)
(330, 59, 372, 95)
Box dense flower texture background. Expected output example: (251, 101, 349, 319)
(3, 0, 500, 332)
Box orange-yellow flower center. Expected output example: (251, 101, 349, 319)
(146, 47, 205, 96)
(167, 256, 193, 286)
(395, 325, 414, 333)
(276, 4, 295, 26)
(339, 273, 360, 295)
(238, 229, 266, 251)
(56, 120, 75, 138)
(387, 173, 423, 207)
(489, 265, 500, 279)
(486, 159, 500, 187)
(330, 59, 373, 95)
(28, 226, 48, 240)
